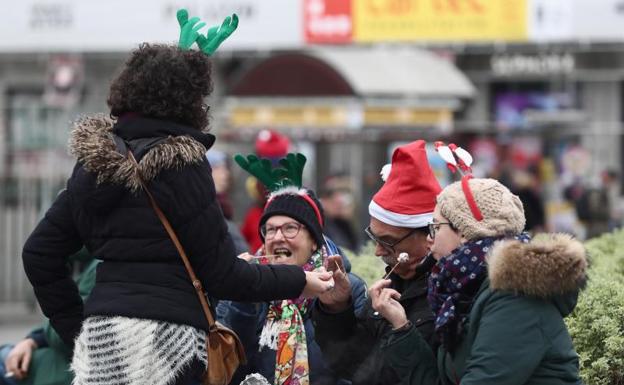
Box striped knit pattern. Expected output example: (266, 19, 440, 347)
(71, 316, 207, 385)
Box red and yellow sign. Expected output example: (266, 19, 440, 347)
(353, 0, 527, 42)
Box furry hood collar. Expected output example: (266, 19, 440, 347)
(68, 114, 210, 191)
(487, 233, 587, 298)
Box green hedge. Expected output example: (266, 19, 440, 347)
(348, 232, 624, 385)
(345, 241, 386, 287)
(566, 230, 624, 385)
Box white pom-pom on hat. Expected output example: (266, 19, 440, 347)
(380, 163, 392, 182)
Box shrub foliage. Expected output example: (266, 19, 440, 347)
(566, 230, 624, 385)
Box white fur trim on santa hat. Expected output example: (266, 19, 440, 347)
(368, 200, 433, 228)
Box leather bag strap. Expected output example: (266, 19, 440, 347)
(127, 151, 217, 329)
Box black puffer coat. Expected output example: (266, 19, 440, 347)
(22, 115, 306, 349)
(311, 262, 436, 385)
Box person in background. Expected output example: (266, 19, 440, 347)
(320, 174, 361, 253)
(376, 176, 586, 385)
(510, 168, 545, 234)
(207, 149, 248, 255)
(240, 129, 291, 252)
(312, 140, 441, 385)
(219, 152, 367, 385)
(601, 169, 622, 231)
(0, 249, 97, 385)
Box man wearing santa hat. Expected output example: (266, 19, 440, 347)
(312, 140, 440, 385)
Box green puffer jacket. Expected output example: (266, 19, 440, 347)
(383, 234, 586, 385)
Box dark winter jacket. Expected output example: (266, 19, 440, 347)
(384, 234, 586, 385)
(22, 115, 306, 350)
(217, 270, 367, 385)
(311, 258, 436, 385)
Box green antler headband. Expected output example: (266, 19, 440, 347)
(176, 8, 239, 55)
(235, 152, 324, 226)
(234, 152, 307, 192)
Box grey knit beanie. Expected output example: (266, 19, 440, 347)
(436, 178, 525, 241)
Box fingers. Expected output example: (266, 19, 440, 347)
(379, 288, 401, 304)
(5, 353, 17, 373)
(6, 354, 24, 379)
(20, 349, 32, 375)
(316, 270, 334, 282)
(237, 252, 253, 262)
(302, 271, 335, 298)
(369, 279, 392, 296)
(326, 255, 343, 274)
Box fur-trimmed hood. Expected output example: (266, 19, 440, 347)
(487, 233, 587, 306)
(68, 114, 213, 192)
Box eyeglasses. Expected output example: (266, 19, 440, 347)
(261, 222, 303, 240)
(364, 226, 420, 255)
(428, 222, 453, 239)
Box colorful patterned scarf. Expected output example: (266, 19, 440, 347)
(257, 246, 327, 385)
(427, 233, 530, 351)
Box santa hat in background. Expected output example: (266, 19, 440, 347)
(255, 129, 291, 163)
(369, 140, 442, 228)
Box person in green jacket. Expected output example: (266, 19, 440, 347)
(371, 176, 587, 385)
(0, 250, 98, 385)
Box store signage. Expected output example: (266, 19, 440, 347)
(353, 0, 527, 42)
(490, 53, 575, 76)
(229, 105, 451, 128)
(304, 0, 352, 44)
(0, 0, 303, 52)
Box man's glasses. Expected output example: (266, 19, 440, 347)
(364, 226, 420, 254)
(427, 222, 453, 239)
(261, 222, 303, 240)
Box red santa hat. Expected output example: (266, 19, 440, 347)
(255, 129, 290, 159)
(369, 140, 442, 228)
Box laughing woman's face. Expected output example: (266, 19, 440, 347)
(263, 215, 317, 267)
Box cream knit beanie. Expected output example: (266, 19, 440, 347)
(436, 178, 525, 241)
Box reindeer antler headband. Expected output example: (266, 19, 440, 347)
(235, 152, 323, 226)
(176, 8, 239, 56)
(434, 141, 483, 221)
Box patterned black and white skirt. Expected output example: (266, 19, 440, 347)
(71, 316, 208, 385)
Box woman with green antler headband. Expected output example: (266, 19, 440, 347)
(21, 10, 335, 385)
(216, 153, 368, 385)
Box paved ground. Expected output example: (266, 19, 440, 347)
(0, 303, 41, 345)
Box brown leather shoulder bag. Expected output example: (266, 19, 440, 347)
(128, 151, 246, 385)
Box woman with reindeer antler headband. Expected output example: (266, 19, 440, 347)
(216, 152, 368, 385)
(371, 143, 587, 385)
(21, 10, 335, 385)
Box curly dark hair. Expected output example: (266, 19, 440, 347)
(107, 43, 213, 130)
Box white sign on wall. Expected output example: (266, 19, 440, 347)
(0, 0, 303, 52)
(529, 0, 624, 42)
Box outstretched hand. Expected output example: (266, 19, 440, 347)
(301, 270, 335, 299)
(317, 255, 352, 312)
(197, 14, 239, 55)
(177, 9, 207, 50)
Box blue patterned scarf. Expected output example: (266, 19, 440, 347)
(428, 233, 531, 351)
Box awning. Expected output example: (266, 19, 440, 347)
(308, 47, 475, 99)
(223, 47, 474, 136)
